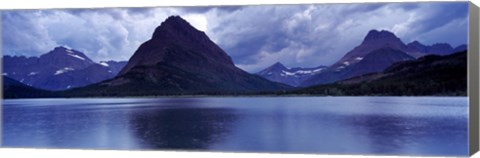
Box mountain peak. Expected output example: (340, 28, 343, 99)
(408, 40, 423, 46)
(40, 46, 95, 66)
(48, 46, 85, 56)
(335, 29, 406, 66)
(407, 40, 427, 49)
(51, 46, 82, 55)
(163, 15, 191, 28)
(53, 46, 69, 51)
(406, 40, 428, 57)
(362, 29, 399, 44)
(271, 62, 287, 69)
(256, 62, 287, 75)
(165, 15, 187, 23)
(152, 15, 201, 39)
(431, 43, 452, 48)
(366, 29, 380, 34)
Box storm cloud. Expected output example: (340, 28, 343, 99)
(1, 2, 468, 72)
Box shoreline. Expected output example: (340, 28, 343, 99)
(2, 94, 469, 100)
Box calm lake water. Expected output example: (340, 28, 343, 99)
(2, 97, 468, 156)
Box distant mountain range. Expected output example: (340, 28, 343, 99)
(2, 16, 467, 98)
(3, 46, 127, 90)
(257, 29, 467, 87)
(291, 50, 467, 96)
(256, 62, 327, 87)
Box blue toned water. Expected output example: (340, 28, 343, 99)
(2, 97, 468, 156)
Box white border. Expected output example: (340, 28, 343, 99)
(0, 148, 467, 158)
(0, 0, 471, 10)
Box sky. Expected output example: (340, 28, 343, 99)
(1, 2, 469, 73)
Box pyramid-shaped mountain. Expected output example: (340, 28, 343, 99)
(332, 30, 407, 68)
(301, 30, 415, 86)
(299, 29, 466, 87)
(67, 16, 289, 96)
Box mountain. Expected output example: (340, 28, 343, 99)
(299, 29, 467, 87)
(301, 47, 413, 86)
(256, 62, 327, 87)
(3, 47, 127, 90)
(406, 41, 466, 58)
(453, 44, 467, 52)
(405, 41, 428, 58)
(291, 50, 467, 96)
(3, 76, 54, 98)
(332, 30, 407, 69)
(65, 16, 290, 96)
(300, 30, 415, 87)
(339, 47, 414, 79)
(118, 16, 235, 75)
(303, 30, 411, 86)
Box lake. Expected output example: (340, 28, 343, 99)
(1, 97, 468, 156)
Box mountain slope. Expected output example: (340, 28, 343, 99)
(256, 62, 327, 87)
(340, 47, 414, 79)
(301, 46, 414, 86)
(65, 16, 290, 96)
(100, 61, 128, 76)
(3, 47, 127, 90)
(292, 51, 466, 96)
(3, 76, 54, 98)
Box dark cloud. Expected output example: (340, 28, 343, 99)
(179, 6, 213, 13)
(2, 8, 170, 61)
(385, 2, 468, 47)
(394, 3, 421, 11)
(2, 2, 468, 73)
(411, 2, 467, 34)
(2, 11, 57, 56)
(179, 6, 243, 14)
(205, 3, 468, 72)
(341, 3, 387, 13)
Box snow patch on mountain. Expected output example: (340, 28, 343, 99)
(65, 49, 86, 60)
(336, 66, 346, 71)
(281, 68, 326, 76)
(28, 72, 38, 76)
(256, 62, 327, 87)
(62, 45, 72, 50)
(54, 67, 75, 75)
(67, 53, 86, 60)
(99, 62, 109, 67)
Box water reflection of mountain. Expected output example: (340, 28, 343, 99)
(127, 99, 238, 150)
